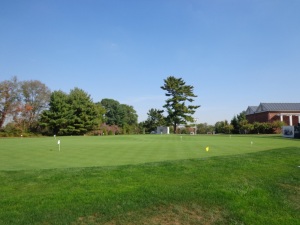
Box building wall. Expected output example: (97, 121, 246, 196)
(246, 112, 269, 123)
(246, 111, 300, 126)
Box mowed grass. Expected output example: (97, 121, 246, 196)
(0, 135, 299, 224)
(0, 134, 299, 170)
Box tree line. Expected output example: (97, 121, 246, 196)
(213, 111, 284, 135)
(0, 77, 140, 136)
(0, 77, 51, 134)
(1, 76, 284, 136)
(1, 76, 200, 136)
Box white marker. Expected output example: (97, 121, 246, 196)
(58, 140, 61, 151)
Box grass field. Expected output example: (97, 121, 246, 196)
(1, 134, 299, 170)
(0, 134, 299, 224)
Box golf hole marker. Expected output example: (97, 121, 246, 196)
(58, 140, 61, 151)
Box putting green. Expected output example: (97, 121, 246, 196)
(0, 134, 298, 170)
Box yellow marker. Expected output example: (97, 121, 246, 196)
(206, 146, 209, 152)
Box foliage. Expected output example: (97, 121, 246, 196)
(271, 120, 286, 134)
(40, 88, 102, 135)
(143, 108, 165, 133)
(231, 111, 246, 134)
(0, 77, 51, 133)
(239, 120, 254, 134)
(253, 122, 271, 134)
(178, 126, 188, 134)
(18, 80, 51, 130)
(0, 76, 20, 128)
(100, 98, 124, 126)
(215, 120, 234, 134)
(0, 122, 22, 136)
(233, 119, 286, 135)
(217, 111, 287, 135)
(66, 88, 100, 135)
(196, 123, 215, 134)
(1, 77, 142, 136)
(120, 104, 138, 126)
(161, 76, 200, 133)
(39, 90, 70, 135)
(100, 98, 138, 134)
(231, 115, 239, 133)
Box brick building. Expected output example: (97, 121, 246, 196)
(245, 103, 300, 126)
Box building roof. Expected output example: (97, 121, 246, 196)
(246, 103, 300, 115)
(245, 106, 258, 115)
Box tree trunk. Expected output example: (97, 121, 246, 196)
(0, 112, 6, 128)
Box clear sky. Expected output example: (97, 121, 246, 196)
(1, 0, 300, 125)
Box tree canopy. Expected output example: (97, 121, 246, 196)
(40, 88, 102, 135)
(18, 80, 51, 130)
(161, 76, 200, 133)
(143, 108, 165, 133)
(1, 76, 286, 136)
(100, 98, 138, 128)
(0, 77, 50, 132)
(0, 76, 19, 128)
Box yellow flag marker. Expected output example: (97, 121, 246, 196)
(205, 146, 209, 152)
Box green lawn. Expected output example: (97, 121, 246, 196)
(0, 134, 298, 170)
(0, 135, 299, 224)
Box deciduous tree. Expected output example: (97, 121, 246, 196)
(100, 99, 124, 126)
(18, 80, 51, 130)
(120, 104, 138, 126)
(0, 76, 20, 128)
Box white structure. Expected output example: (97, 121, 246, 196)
(156, 126, 170, 134)
(278, 113, 300, 126)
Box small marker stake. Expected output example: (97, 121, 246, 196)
(58, 140, 61, 151)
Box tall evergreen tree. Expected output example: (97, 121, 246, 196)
(144, 108, 165, 133)
(231, 116, 239, 134)
(230, 111, 247, 134)
(66, 88, 99, 135)
(161, 76, 200, 133)
(40, 90, 70, 135)
(40, 88, 102, 135)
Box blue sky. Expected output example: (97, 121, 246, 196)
(1, 0, 300, 124)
